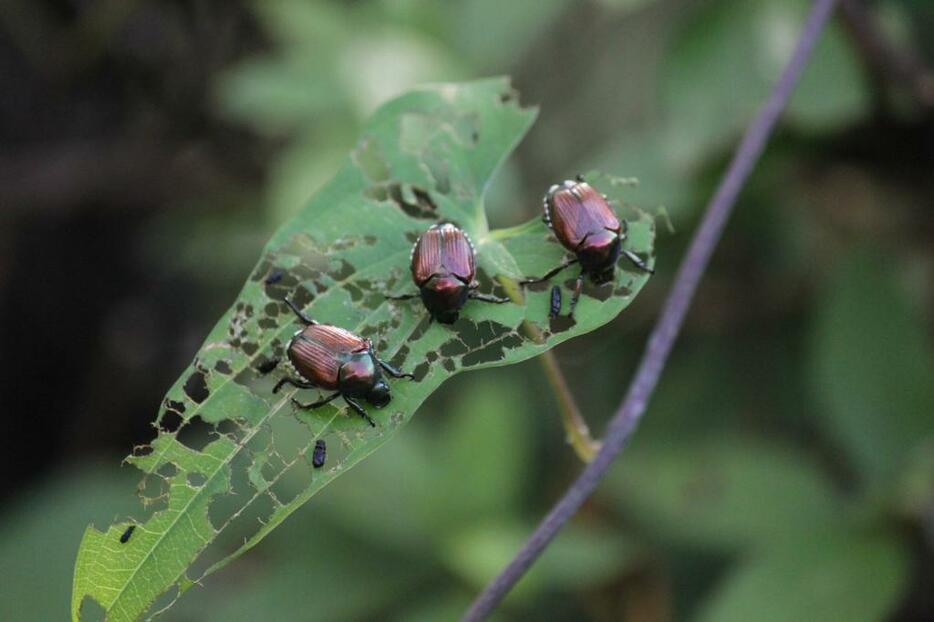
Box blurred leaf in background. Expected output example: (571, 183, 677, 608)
(696, 530, 908, 622)
(811, 250, 934, 489)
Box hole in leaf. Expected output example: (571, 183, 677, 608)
(412, 361, 430, 381)
(176, 416, 214, 452)
(332, 258, 355, 281)
(549, 314, 576, 333)
(387, 183, 437, 220)
(155, 463, 177, 480)
(148, 584, 180, 619)
(133, 444, 153, 458)
(159, 410, 183, 434)
(77, 597, 106, 620)
(207, 450, 257, 529)
(183, 369, 209, 404)
(215, 419, 242, 441)
(292, 286, 314, 310)
(269, 461, 310, 506)
(255, 357, 280, 375)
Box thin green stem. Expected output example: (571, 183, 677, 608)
(496, 275, 597, 462)
(539, 351, 601, 462)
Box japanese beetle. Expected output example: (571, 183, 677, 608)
(312, 439, 327, 469)
(273, 299, 413, 427)
(389, 223, 509, 324)
(524, 175, 653, 316)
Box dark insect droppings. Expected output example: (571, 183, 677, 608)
(312, 439, 327, 469)
(550, 286, 562, 319)
(120, 525, 136, 544)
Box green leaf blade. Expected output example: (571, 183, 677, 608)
(696, 531, 909, 622)
(72, 77, 655, 620)
(607, 436, 842, 551)
(810, 250, 934, 487)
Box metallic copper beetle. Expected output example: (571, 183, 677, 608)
(389, 223, 508, 324)
(273, 299, 412, 427)
(524, 175, 653, 317)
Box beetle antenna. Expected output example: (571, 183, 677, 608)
(284, 298, 316, 325)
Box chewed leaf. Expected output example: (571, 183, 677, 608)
(71, 77, 655, 621)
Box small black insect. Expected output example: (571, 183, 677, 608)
(120, 525, 136, 544)
(312, 439, 327, 469)
(265, 269, 285, 285)
(549, 286, 562, 319)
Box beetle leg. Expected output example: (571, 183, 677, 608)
(568, 271, 585, 318)
(469, 291, 510, 304)
(376, 357, 415, 380)
(273, 377, 317, 394)
(621, 249, 654, 274)
(284, 298, 317, 325)
(291, 392, 341, 410)
(386, 292, 418, 301)
(521, 257, 579, 286)
(343, 396, 376, 427)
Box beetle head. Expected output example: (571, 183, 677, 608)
(578, 229, 621, 281)
(367, 379, 391, 407)
(420, 274, 470, 324)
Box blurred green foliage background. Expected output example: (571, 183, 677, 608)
(1, 0, 932, 620)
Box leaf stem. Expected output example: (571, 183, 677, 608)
(462, 0, 840, 618)
(539, 351, 601, 462)
(497, 274, 598, 462)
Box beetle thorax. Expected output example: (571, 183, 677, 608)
(420, 274, 469, 324)
(578, 229, 621, 280)
(338, 352, 380, 397)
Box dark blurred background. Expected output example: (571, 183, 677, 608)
(1, 1, 933, 620)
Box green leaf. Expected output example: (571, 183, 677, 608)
(443, 520, 640, 600)
(72, 78, 656, 621)
(662, 0, 869, 167)
(607, 436, 841, 551)
(447, 0, 572, 69)
(695, 530, 909, 622)
(810, 250, 934, 487)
